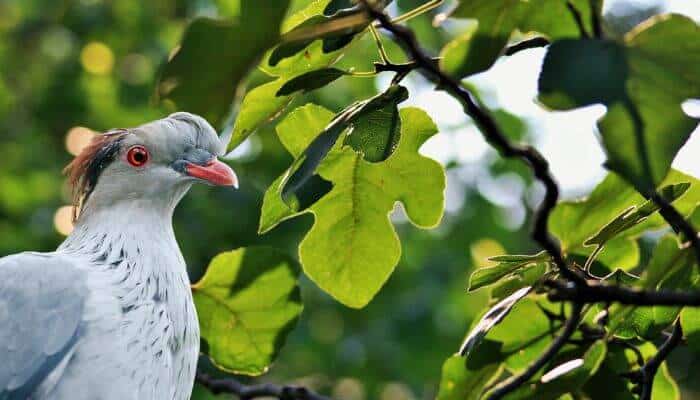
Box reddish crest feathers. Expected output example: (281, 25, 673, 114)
(64, 129, 128, 220)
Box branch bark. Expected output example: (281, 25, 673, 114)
(196, 372, 332, 400)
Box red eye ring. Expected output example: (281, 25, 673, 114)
(126, 145, 149, 167)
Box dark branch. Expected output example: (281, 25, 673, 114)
(361, 0, 585, 285)
(650, 192, 700, 265)
(589, 0, 604, 38)
(485, 302, 584, 400)
(546, 279, 700, 306)
(638, 321, 683, 400)
(566, 1, 590, 38)
(196, 371, 332, 400)
(504, 37, 550, 56)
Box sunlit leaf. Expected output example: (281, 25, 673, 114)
(539, 14, 700, 193)
(193, 247, 303, 375)
(281, 85, 409, 206)
(157, 1, 291, 126)
(469, 251, 549, 291)
(260, 106, 445, 308)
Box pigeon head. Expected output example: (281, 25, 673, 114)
(65, 112, 237, 219)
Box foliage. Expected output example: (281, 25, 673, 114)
(2, 0, 700, 399)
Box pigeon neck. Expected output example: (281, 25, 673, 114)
(59, 197, 183, 259)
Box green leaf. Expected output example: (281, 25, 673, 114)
(681, 307, 700, 353)
(281, 85, 409, 206)
(259, 104, 337, 233)
(227, 0, 365, 151)
(550, 170, 700, 266)
(342, 97, 402, 163)
(227, 79, 294, 151)
(261, 106, 445, 308)
(157, 1, 291, 127)
(436, 353, 504, 400)
(193, 246, 303, 375)
(538, 15, 700, 193)
(441, 0, 593, 78)
(495, 341, 607, 400)
(469, 251, 549, 291)
(459, 287, 532, 357)
(584, 183, 689, 248)
(481, 296, 561, 372)
(608, 235, 693, 339)
(276, 68, 347, 96)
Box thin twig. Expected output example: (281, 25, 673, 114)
(589, 0, 604, 38)
(650, 192, 700, 265)
(566, 1, 590, 38)
(504, 37, 550, 56)
(485, 302, 584, 400)
(369, 24, 390, 63)
(383, 0, 444, 25)
(546, 279, 700, 306)
(638, 321, 683, 400)
(361, 0, 584, 285)
(196, 371, 332, 400)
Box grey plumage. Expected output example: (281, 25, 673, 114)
(0, 112, 236, 399)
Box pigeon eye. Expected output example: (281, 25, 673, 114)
(126, 146, 149, 167)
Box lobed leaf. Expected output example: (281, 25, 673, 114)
(192, 246, 303, 375)
(260, 106, 445, 308)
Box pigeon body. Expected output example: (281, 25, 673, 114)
(0, 113, 237, 400)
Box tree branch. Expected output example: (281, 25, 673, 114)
(546, 279, 700, 306)
(361, 0, 585, 285)
(504, 37, 550, 56)
(638, 321, 683, 400)
(196, 371, 332, 400)
(485, 302, 584, 400)
(650, 191, 700, 265)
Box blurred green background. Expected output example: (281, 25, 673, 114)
(2, 0, 696, 399)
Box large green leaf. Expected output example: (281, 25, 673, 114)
(538, 14, 700, 193)
(681, 307, 700, 354)
(441, 0, 594, 78)
(157, 1, 291, 127)
(193, 247, 303, 375)
(260, 106, 445, 308)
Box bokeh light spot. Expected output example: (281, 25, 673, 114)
(379, 382, 415, 400)
(80, 42, 114, 75)
(66, 126, 97, 156)
(119, 53, 153, 85)
(333, 377, 365, 400)
(470, 238, 505, 268)
(54, 206, 75, 236)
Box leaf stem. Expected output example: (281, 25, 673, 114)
(387, 0, 444, 25)
(369, 24, 391, 63)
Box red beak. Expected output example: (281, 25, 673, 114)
(185, 158, 238, 188)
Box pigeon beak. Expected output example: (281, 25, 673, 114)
(185, 158, 238, 188)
